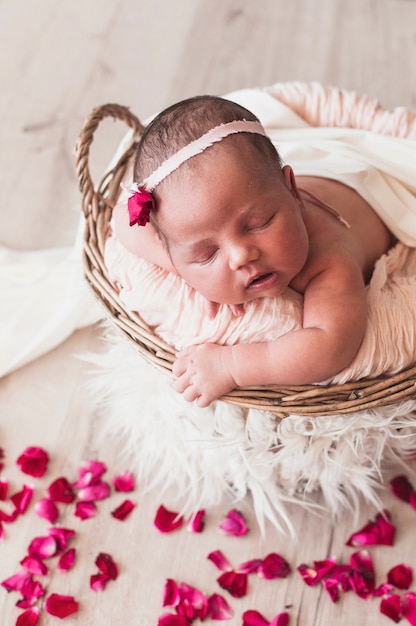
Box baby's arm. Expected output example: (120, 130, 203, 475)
(173, 257, 368, 407)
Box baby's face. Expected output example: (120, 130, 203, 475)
(155, 143, 309, 305)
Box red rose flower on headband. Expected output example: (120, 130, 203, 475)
(127, 188, 154, 227)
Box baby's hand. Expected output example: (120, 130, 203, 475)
(204, 299, 245, 320)
(172, 343, 237, 407)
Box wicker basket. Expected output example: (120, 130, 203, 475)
(75, 101, 416, 418)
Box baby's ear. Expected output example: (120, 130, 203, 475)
(282, 165, 301, 200)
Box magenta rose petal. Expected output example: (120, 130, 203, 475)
(187, 509, 205, 533)
(179, 582, 209, 620)
(270, 613, 290, 626)
(16, 608, 40, 626)
(258, 553, 291, 579)
(207, 593, 234, 620)
(16, 447, 49, 478)
(322, 577, 341, 602)
(57, 548, 76, 572)
(158, 615, 190, 626)
(389, 475, 415, 503)
(410, 492, 416, 511)
(48, 527, 75, 552)
(34, 498, 59, 523)
(0, 479, 8, 500)
(207, 550, 233, 572)
(95, 552, 118, 579)
(346, 510, 395, 547)
(28, 535, 59, 560)
(48, 477, 76, 504)
(387, 564, 413, 590)
(11, 485, 34, 515)
(1, 570, 32, 592)
(219, 509, 248, 536)
(20, 556, 48, 576)
(127, 189, 155, 227)
(154, 505, 184, 533)
(45, 593, 78, 618)
(238, 559, 262, 574)
(163, 579, 180, 607)
(349, 550, 375, 598)
(217, 570, 248, 598)
(77, 480, 110, 502)
(112, 471, 135, 492)
(111, 499, 135, 521)
(403, 592, 416, 625)
(74, 459, 107, 488)
(380, 593, 403, 623)
(297, 556, 337, 586)
(90, 573, 111, 592)
(74, 501, 97, 520)
(242, 609, 269, 626)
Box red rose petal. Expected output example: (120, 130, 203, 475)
(1, 569, 32, 592)
(28, 535, 59, 559)
(48, 527, 75, 552)
(11, 485, 34, 514)
(16, 447, 49, 478)
(389, 475, 415, 502)
(207, 593, 234, 620)
(270, 613, 290, 626)
(187, 510, 205, 533)
(158, 615, 190, 626)
(207, 550, 233, 572)
(20, 556, 48, 576)
(387, 564, 413, 590)
(242, 610, 269, 626)
(346, 511, 395, 547)
(74, 460, 107, 488)
(34, 498, 59, 523)
(0, 479, 8, 500)
(95, 552, 118, 579)
(238, 559, 263, 574)
(322, 577, 340, 602)
(16, 608, 40, 626)
(112, 471, 135, 492)
(179, 582, 208, 620)
(217, 570, 248, 598)
(90, 573, 111, 592)
(219, 509, 248, 536)
(258, 553, 291, 579)
(74, 501, 97, 520)
(348, 550, 375, 598)
(111, 499, 135, 521)
(48, 477, 76, 503)
(154, 505, 183, 533)
(163, 579, 180, 607)
(297, 557, 337, 586)
(403, 592, 416, 625)
(380, 593, 403, 623)
(57, 548, 76, 572)
(45, 593, 78, 618)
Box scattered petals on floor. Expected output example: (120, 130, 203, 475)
(219, 509, 248, 537)
(154, 505, 184, 533)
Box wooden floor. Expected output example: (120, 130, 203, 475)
(1, 1, 416, 624)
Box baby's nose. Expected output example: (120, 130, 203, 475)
(228, 242, 259, 271)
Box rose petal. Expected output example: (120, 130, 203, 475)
(45, 593, 78, 618)
(28, 535, 59, 559)
(11, 485, 34, 514)
(387, 564, 413, 590)
(16, 608, 40, 626)
(158, 615, 190, 626)
(77, 481, 110, 502)
(48, 477, 76, 503)
(380, 593, 403, 623)
(217, 570, 248, 598)
(270, 613, 290, 626)
(112, 471, 135, 492)
(1, 569, 32, 592)
(219, 509, 248, 536)
(95, 552, 118, 579)
(57, 548, 76, 572)
(16, 447, 49, 478)
(74, 460, 107, 488)
(163, 579, 180, 607)
(90, 573, 111, 592)
(187, 510, 205, 533)
(403, 592, 416, 626)
(34, 498, 59, 523)
(346, 511, 395, 547)
(207, 550, 233, 572)
(74, 501, 97, 520)
(349, 550, 375, 598)
(154, 505, 183, 533)
(322, 577, 340, 602)
(0, 479, 8, 500)
(258, 553, 291, 579)
(389, 475, 415, 503)
(238, 559, 263, 574)
(179, 582, 208, 620)
(20, 577, 46, 602)
(207, 593, 234, 620)
(111, 499, 135, 521)
(48, 527, 75, 552)
(297, 556, 337, 586)
(242, 610, 269, 626)
(20, 556, 48, 576)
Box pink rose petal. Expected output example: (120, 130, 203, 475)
(187, 510, 205, 533)
(111, 499, 135, 521)
(16, 608, 40, 626)
(297, 556, 337, 586)
(270, 613, 290, 626)
(34, 498, 59, 523)
(48, 527, 75, 552)
(0, 479, 8, 500)
(16, 447, 49, 478)
(20, 556, 48, 576)
(154, 505, 184, 533)
(74, 500, 97, 520)
(48, 477, 75, 503)
(1, 569, 32, 592)
(158, 615, 190, 626)
(322, 577, 340, 602)
(258, 553, 291, 579)
(403, 592, 416, 626)
(90, 573, 112, 592)
(77, 480, 110, 502)
(57, 548, 76, 572)
(387, 564, 413, 590)
(348, 550, 375, 598)
(163, 579, 180, 607)
(95, 552, 118, 579)
(28, 535, 59, 560)
(238, 559, 263, 574)
(207, 550, 233, 572)
(380, 593, 403, 623)
(112, 471, 135, 492)
(179, 582, 208, 620)
(219, 509, 248, 536)
(73, 460, 107, 488)
(45, 593, 78, 618)
(389, 475, 415, 503)
(207, 593, 234, 620)
(346, 510, 395, 547)
(242, 610, 269, 626)
(11, 485, 34, 514)
(217, 570, 248, 598)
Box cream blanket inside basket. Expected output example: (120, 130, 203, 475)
(95, 83, 416, 533)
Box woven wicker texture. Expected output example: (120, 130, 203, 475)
(75, 98, 416, 418)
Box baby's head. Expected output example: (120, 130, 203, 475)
(128, 96, 308, 304)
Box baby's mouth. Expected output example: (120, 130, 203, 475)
(247, 272, 279, 291)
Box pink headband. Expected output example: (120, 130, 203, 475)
(125, 120, 267, 227)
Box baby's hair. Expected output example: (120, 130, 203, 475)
(133, 95, 283, 184)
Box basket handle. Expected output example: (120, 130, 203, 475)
(74, 103, 145, 217)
